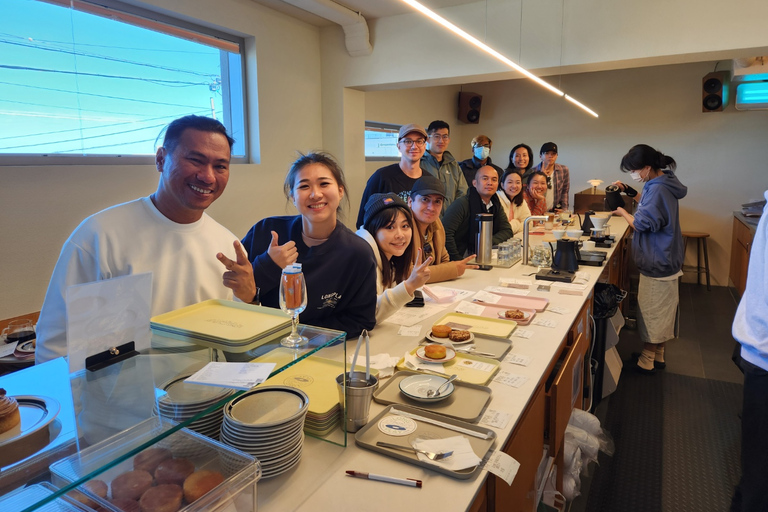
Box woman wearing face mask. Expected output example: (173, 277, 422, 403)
(497, 170, 531, 234)
(239, 152, 377, 338)
(612, 144, 688, 374)
(459, 135, 504, 187)
(506, 143, 535, 185)
(356, 193, 433, 323)
(523, 171, 548, 216)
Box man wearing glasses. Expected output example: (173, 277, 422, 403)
(531, 142, 570, 212)
(356, 124, 427, 228)
(420, 120, 467, 214)
(459, 134, 504, 186)
(408, 175, 478, 282)
(443, 166, 513, 261)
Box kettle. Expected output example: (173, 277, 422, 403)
(549, 239, 581, 273)
(577, 210, 595, 236)
(605, 185, 625, 211)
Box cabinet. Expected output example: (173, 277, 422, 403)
(730, 215, 754, 297)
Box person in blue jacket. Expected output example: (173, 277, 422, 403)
(239, 152, 377, 338)
(612, 144, 687, 373)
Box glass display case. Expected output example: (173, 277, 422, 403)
(0, 324, 346, 512)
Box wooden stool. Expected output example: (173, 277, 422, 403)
(682, 231, 711, 290)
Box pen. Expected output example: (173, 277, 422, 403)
(345, 470, 422, 488)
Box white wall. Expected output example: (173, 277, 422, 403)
(362, 61, 768, 286)
(0, 0, 323, 319)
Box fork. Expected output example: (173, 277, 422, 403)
(376, 441, 453, 461)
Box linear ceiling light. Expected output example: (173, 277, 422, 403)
(399, 0, 599, 118)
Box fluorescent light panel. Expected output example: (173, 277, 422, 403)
(399, 0, 598, 118)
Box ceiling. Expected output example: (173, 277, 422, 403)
(251, 0, 477, 26)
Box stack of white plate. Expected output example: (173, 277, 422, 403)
(154, 374, 235, 440)
(220, 386, 308, 479)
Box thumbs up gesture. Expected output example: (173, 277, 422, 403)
(267, 231, 298, 269)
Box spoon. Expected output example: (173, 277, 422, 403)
(427, 374, 458, 397)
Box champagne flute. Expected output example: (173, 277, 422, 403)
(279, 264, 308, 348)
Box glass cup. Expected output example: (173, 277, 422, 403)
(2, 319, 35, 344)
(279, 266, 308, 348)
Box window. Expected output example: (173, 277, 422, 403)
(364, 121, 401, 161)
(0, 0, 247, 162)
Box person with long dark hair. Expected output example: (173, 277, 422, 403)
(612, 144, 687, 373)
(497, 169, 531, 234)
(240, 152, 377, 338)
(356, 193, 432, 322)
(506, 143, 535, 184)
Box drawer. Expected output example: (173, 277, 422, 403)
(546, 331, 586, 458)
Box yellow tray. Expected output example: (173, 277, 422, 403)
(432, 312, 517, 339)
(396, 348, 501, 386)
(256, 350, 378, 416)
(150, 300, 291, 344)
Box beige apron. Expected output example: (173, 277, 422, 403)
(637, 273, 680, 344)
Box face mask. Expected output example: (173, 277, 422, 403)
(630, 170, 645, 183)
(474, 146, 490, 160)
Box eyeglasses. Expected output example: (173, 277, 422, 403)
(430, 134, 450, 141)
(423, 242, 433, 257)
(400, 139, 426, 148)
(546, 176, 552, 189)
(474, 144, 491, 149)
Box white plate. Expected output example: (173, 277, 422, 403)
(0, 396, 60, 467)
(225, 386, 308, 428)
(399, 374, 454, 402)
(425, 331, 474, 345)
(415, 346, 456, 363)
(497, 310, 530, 321)
(15, 341, 36, 354)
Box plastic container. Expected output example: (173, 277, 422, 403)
(50, 417, 259, 512)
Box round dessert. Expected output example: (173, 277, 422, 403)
(109, 497, 141, 512)
(505, 309, 525, 320)
(423, 344, 447, 359)
(183, 470, 225, 503)
(68, 479, 107, 509)
(154, 458, 195, 486)
(138, 484, 182, 512)
(430, 325, 452, 338)
(111, 470, 153, 501)
(133, 447, 172, 474)
(0, 388, 21, 435)
(448, 330, 471, 342)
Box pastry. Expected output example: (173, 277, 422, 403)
(69, 479, 107, 509)
(133, 447, 172, 474)
(183, 470, 225, 503)
(154, 458, 195, 486)
(111, 470, 153, 501)
(504, 309, 525, 320)
(430, 325, 452, 338)
(138, 484, 182, 512)
(0, 388, 21, 435)
(448, 330, 471, 342)
(109, 497, 141, 512)
(423, 344, 447, 359)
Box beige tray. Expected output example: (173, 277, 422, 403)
(150, 299, 291, 344)
(433, 312, 517, 339)
(396, 348, 501, 385)
(257, 351, 378, 416)
(355, 404, 496, 480)
(374, 371, 492, 423)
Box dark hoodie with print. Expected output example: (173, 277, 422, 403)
(631, 171, 688, 278)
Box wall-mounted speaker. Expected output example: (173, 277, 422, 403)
(702, 71, 730, 112)
(458, 92, 482, 124)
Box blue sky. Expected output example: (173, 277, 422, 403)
(1, 0, 233, 155)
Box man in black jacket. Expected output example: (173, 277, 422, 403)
(443, 165, 513, 261)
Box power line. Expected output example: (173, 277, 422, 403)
(0, 81, 203, 108)
(0, 38, 218, 78)
(0, 98, 176, 118)
(0, 64, 209, 86)
(0, 121, 170, 150)
(0, 33, 216, 55)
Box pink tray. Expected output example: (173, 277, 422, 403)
(473, 305, 537, 325)
(475, 292, 549, 312)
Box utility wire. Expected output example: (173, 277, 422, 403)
(0, 65, 208, 86)
(0, 121, 170, 150)
(0, 32, 217, 54)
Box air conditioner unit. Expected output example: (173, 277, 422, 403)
(731, 57, 768, 110)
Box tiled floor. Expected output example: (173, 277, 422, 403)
(571, 282, 743, 512)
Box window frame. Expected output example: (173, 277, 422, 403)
(364, 121, 402, 162)
(1, 0, 249, 166)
